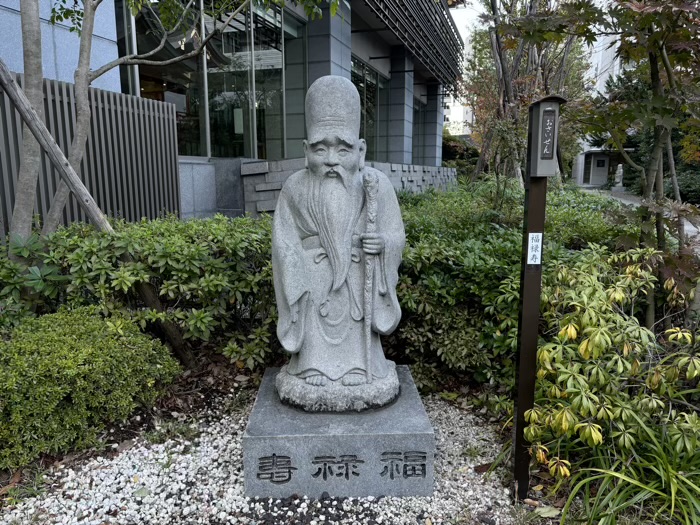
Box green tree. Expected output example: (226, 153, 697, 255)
(464, 0, 591, 183)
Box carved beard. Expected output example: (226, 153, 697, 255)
(309, 171, 360, 292)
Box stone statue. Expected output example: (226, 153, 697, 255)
(614, 163, 624, 187)
(272, 76, 405, 412)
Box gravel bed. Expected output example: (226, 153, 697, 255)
(0, 391, 516, 525)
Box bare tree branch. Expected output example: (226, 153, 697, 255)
(89, 0, 248, 82)
(610, 130, 644, 174)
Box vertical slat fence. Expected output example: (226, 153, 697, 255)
(0, 75, 180, 243)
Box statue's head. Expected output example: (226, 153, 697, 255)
(304, 76, 366, 184)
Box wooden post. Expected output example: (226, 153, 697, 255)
(513, 95, 565, 500)
(513, 175, 547, 500)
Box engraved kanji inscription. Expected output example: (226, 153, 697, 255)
(256, 454, 297, 484)
(540, 109, 555, 159)
(380, 451, 428, 479)
(312, 455, 365, 480)
(379, 452, 403, 480)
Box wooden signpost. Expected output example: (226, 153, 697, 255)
(513, 95, 566, 500)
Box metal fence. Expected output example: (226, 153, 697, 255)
(0, 75, 180, 243)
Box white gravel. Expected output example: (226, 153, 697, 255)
(0, 391, 516, 525)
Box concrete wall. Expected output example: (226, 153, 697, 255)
(589, 154, 609, 186)
(181, 157, 457, 220)
(179, 157, 217, 219)
(239, 158, 457, 217)
(351, 31, 391, 79)
(0, 0, 121, 92)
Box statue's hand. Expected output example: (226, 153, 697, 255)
(360, 233, 385, 255)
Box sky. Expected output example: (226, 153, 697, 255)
(449, 2, 486, 48)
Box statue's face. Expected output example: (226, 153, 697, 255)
(304, 134, 366, 182)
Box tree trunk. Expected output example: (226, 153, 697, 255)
(666, 135, 685, 247)
(0, 57, 194, 368)
(9, 0, 44, 256)
(655, 155, 665, 251)
(475, 129, 494, 179)
(41, 2, 96, 235)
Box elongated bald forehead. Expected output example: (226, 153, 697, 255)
(305, 76, 361, 143)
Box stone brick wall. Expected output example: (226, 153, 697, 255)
(241, 157, 457, 217)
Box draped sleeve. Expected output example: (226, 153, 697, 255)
(272, 172, 310, 353)
(368, 168, 405, 335)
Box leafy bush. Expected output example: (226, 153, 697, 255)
(0, 307, 180, 469)
(0, 215, 276, 370)
(546, 189, 636, 249)
(509, 246, 700, 524)
(665, 169, 700, 205)
(394, 179, 641, 387)
(0, 180, 641, 383)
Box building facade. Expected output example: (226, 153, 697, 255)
(572, 33, 624, 186)
(0, 0, 121, 92)
(114, 0, 463, 167)
(1, 1, 462, 220)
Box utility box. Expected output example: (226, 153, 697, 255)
(527, 95, 566, 178)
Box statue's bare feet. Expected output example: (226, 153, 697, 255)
(304, 374, 327, 387)
(341, 372, 366, 386)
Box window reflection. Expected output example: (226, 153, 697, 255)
(351, 57, 387, 162)
(134, 4, 308, 160)
(253, 7, 284, 160)
(284, 14, 307, 158)
(135, 8, 206, 156)
(413, 98, 427, 165)
(206, 7, 254, 158)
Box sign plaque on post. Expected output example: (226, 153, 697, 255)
(513, 95, 566, 501)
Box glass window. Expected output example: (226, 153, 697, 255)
(253, 6, 284, 160)
(284, 13, 307, 158)
(206, 7, 255, 158)
(375, 75, 389, 162)
(413, 98, 427, 165)
(135, 8, 206, 156)
(133, 4, 306, 160)
(351, 56, 387, 162)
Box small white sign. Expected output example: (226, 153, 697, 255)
(527, 233, 543, 265)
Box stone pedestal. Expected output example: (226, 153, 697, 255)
(243, 366, 435, 498)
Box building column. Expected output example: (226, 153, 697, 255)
(306, 2, 351, 84)
(423, 83, 444, 167)
(387, 46, 413, 164)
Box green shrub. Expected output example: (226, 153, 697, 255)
(0, 179, 643, 381)
(665, 170, 700, 205)
(394, 179, 641, 387)
(0, 307, 180, 469)
(478, 244, 700, 524)
(546, 188, 637, 249)
(5, 215, 277, 369)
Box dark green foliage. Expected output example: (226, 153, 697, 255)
(442, 130, 479, 163)
(546, 187, 637, 249)
(0, 307, 180, 469)
(393, 178, 639, 388)
(0, 215, 277, 370)
(1, 182, 641, 385)
(442, 130, 480, 180)
(665, 170, 700, 205)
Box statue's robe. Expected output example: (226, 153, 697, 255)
(272, 167, 405, 381)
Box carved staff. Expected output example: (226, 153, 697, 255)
(362, 170, 380, 384)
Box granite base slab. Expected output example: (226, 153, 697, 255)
(242, 366, 435, 498)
